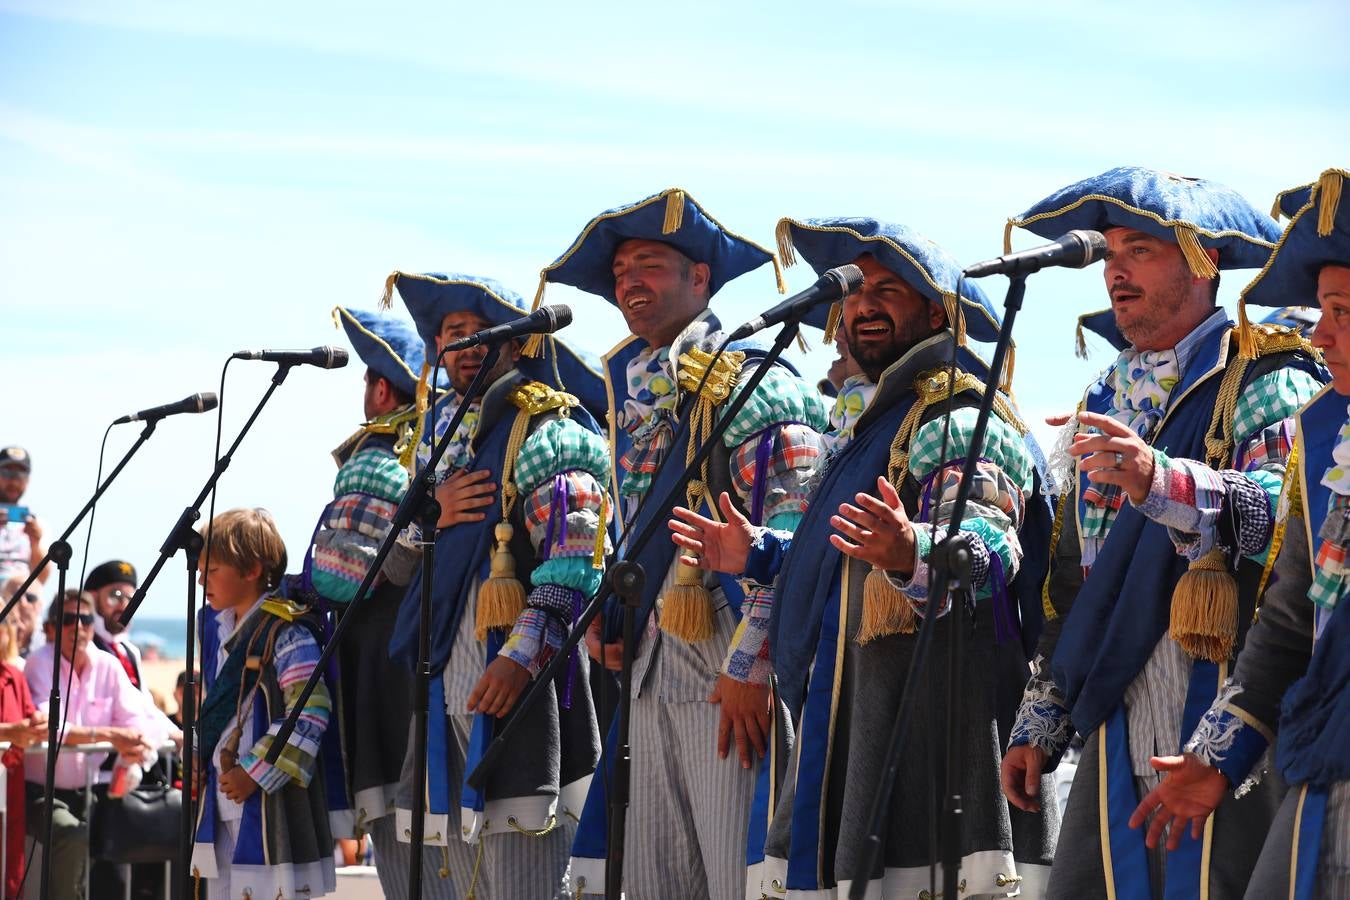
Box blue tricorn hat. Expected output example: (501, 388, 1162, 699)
(536, 188, 783, 309)
(774, 217, 1002, 347)
(382, 271, 607, 419)
(1242, 169, 1350, 317)
(332, 306, 424, 399)
(1009, 166, 1283, 358)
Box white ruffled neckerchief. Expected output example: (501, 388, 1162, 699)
(1078, 347, 1181, 563)
(821, 374, 876, 456)
(415, 393, 482, 485)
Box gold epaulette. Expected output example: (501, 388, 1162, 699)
(361, 404, 420, 436)
(1239, 323, 1316, 359)
(677, 347, 746, 404)
(260, 597, 308, 623)
(888, 367, 1027, 485)
(508, 381, 579, 417)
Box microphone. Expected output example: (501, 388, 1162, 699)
(442, 305, 573, 351)
(112, 392, 219, 425)
(231, 346, 350, 368)
(727, 264, 865, 342)
(962, 230, 1108, 279)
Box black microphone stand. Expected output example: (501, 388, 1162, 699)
(0, 419, 158, 900)
(848, 274, 1027, 900)
(117, 362, 297, 900)
(466, 313, 806, 900)
(260, 343, 502, 896)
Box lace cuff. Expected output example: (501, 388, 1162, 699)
(1008, 666, 1073, 765)
(1183, 681, 1273, 797)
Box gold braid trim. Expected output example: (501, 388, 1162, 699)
(1043, 489, 1072, 622)
(859, 366, 1019, 644)
(475, 400, 535, 640)
(1171, 348, 1249, 662)
(658, 348, 745, 643)
(1257, 440, 1301, 601)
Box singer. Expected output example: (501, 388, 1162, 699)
(381, 272, 612, 899)
(998, 167, 1327, 900)
(672, 217, 1057, 897)
(538, 188, 828, 899)
(286, 306, 423, 897)
(1124, 168, 1350, 900)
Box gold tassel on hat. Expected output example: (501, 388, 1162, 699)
(1316, 170, 1343, 238)
(1174, 226, 1219, 279)
(1235, 298, 1258, 360)
(857, 567, 916, 644)
(662, 189, 685, 235)
(775, 219, 798, 267)
(822, 301, 843, 346)
(521, 274, 549, 359)
(1002, 219, 1015, 256)
(1168, 548, 1238, 663)
(1074, 317, 1089, 360)
(380, 271, 400, 310)
(476, 521, 528, 640)
(659, 558, 715, 642)
(772, 256, 787, 295)
(999, 342, 1016, 397)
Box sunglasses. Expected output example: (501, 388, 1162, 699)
(61, 612, 95, 627)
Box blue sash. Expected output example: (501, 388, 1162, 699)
(1276, 390, 1350, 788)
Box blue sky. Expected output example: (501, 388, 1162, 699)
(2, 0, 1347, 625)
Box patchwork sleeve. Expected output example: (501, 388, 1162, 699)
(1184, 515, 1314, 793)
(886, 408, 1034, 618)
(720, 363, 827, 684)
(309, 445, 410, 604)
(501, 417, 613, 676)
(240, 623, 332, 793)
(1133, 367, 1319, 563)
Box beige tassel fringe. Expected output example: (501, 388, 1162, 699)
(659, 559, 714, 642)
(1168, 548, 1238, 663)
(856, 566, 916, 644)
(476, 522, 528, 640)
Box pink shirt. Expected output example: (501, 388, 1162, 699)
(23, 644, 167, 789)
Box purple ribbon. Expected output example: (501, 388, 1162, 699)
(542, 473, 570, 561)
(750, 430, 774, 526)
(561, 588, 582, 710)
(987, 552, 1019, 646)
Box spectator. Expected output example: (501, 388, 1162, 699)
(819, 327, 862, 397)
(2, 578, 42, 660)
(84, 561, 144, 691)
(0, 448, 45, 585)
(0, 632, 44, 900)
(24, 590, 168, 900)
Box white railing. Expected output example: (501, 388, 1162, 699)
(4, 740, 178, 900)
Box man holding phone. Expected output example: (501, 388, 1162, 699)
(0, 446, 46, 584)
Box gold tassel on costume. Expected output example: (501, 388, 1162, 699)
(475, 403, 534, 640)
(476, 521, 529, 640)
(857, 567, 916, 644)
(662, 189, 685, 235)
(1317, 170, 1343, 237)
(1169, 548, 1239, 663)
(659, 558, 715, 642)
